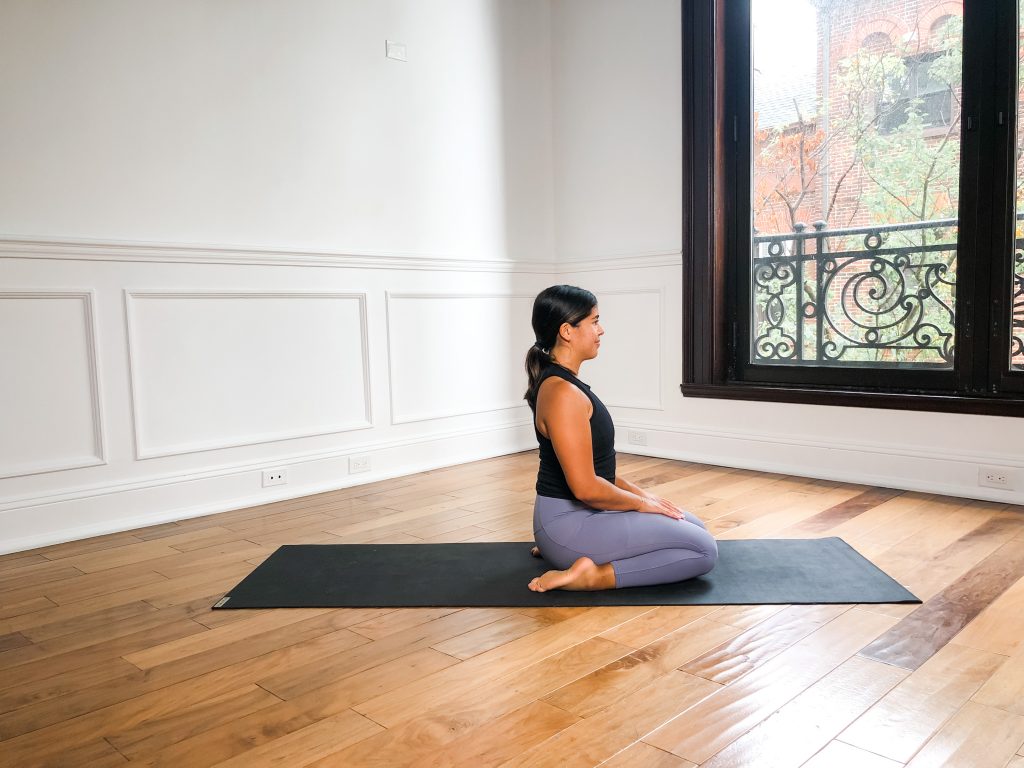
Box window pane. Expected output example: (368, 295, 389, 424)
(751, 0, 962, 368)
(1012, 1, 1024, 371)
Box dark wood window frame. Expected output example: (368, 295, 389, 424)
(680, 0, 1024, 417)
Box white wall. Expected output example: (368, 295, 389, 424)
(0, 0, 553, 259)
(2, 0, 1019, 556)
(551, 0, 1024, 506)
(0, 0, 555, 554)
(551, 0, 682, 261)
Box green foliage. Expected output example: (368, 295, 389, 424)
(754, 13, 964, 366)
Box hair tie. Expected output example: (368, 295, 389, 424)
(533, 341, 548, 353)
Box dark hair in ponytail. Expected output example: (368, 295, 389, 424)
(524, 285, 597, 410)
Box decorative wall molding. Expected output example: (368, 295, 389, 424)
(124, 290, 373, 459)
(0, 234, 556, 273)
(0, 235, 681, 274)
(613, 418, 1024, 504)
(558, 248, 682, 271)
(616, 418, 1024, 468)
(0, 417, 535, 554)
(0, 290, 107, 479)
(385, 292, 536, 424)
(0, 416, 531, 512)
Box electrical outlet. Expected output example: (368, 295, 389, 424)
(262, 468, 288, 487)
(627, 429, 647, 446)
(349, 455, 371, 474)
(979, 465, 1013, 490)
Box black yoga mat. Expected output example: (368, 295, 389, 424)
(213, 538, 919, 608)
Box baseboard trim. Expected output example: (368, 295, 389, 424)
(0, 420, 536, 555)
(614, 421, 1024, 505)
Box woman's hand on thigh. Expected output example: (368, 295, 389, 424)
(637, 493, 685, 520)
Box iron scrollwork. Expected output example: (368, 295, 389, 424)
(752, 219, 957, 366)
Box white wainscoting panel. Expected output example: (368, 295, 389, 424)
(584, 288, 663, 410)
(126, 291, 371, 458)
(387, 292, 535, 423)
(0, 291, 106, 478)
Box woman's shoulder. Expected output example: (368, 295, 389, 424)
(536, 371, 592, 413)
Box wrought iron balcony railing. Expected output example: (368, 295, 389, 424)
(751, 218, 960, 366)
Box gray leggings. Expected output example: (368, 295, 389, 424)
(533, 494, 718, 588)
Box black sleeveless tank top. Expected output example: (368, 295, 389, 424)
(530, 363, 616, 500)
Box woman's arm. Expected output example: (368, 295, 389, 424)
(540, 380, 681, 517)
(614, 475, 644, 496)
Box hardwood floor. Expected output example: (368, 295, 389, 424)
(1, 451, 1023, 767)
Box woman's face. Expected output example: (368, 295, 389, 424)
(567, 305, 604, 359)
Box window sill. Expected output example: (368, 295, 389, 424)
(680, 382, 1024, 417)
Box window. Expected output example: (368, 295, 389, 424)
(682, 0, 1024, 415)
(877, 52, 954, 134)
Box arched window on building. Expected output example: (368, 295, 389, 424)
(878, 14, 960, 134)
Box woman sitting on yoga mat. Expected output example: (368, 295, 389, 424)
(525, 285, 718, 592)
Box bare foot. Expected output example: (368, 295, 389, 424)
(530, 545, 540, 557)
(528, 556, 615, 592)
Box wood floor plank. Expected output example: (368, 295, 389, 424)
(208, 708, 384, 767)
(63, 539, 186, 574)
(0, 656, 142, 715)
(257, 608, 515, 700)
(859, 538, 1024, 670)
(0, 553, 49, 573)
(788, 487, 905, 534)
(500, 670, 718, 768)
(642, 607, 898, 764)
(417, 524, 495, 543)
(15, 737, 131, 768)
(351, 607, 649, 729)
(838, 641, 1007, 763)
(951, 572, 1024, 656)
(19, 599, 160, 644)
(310, 636, 634, 767)
(843, 494, 972, 560)
(869, 508, 1023, 611)
(540, 617, 740, 719)
(700, 655, 907, 768)
(0, 620, 373, 763)
(406, 699, 581, 768)
(0, 563, 245, 636)
(135, 647, 460, 767)
(711, 487, 863, 540)
(0, 631, 31, 653)
(971, 642, 1024, 716)
(599, 741, 695, 768)
(146, 540, 276, 580)
(31, 531, 145, 561)
(429, 613, 549, 660)
(904, 700, 1024, 768)
(801, 740, 905, 768)
(0, 618, 209, 694)
(123, 608, 329, 670)
(596, 605, 720, 650)
(706, 603, 786, 629)
(0, 561, 85, 595)
(679, 604, 848, 685)
(0, 453, 1019, 768)
(0, 612, 369, 742)
(106, 683, 283, 759)
(27, 566, 170, 607)
(344, 608, 462, 643)
(0, 596, 57, 621)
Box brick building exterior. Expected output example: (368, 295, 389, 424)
(753, 0, 963, 235)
